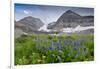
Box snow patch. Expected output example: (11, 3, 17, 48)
(74, 25, 94, 32)
(62, 25, 94, 33)
(38, 24, 51, 32)
(38, 25, 94, 33)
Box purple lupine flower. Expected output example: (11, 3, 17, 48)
(50, 42, 55, 50)
(51, 46, 55, 50)
(64, 40, 68, 45)
(48, 46, 55, 50)
(53, 42, 59, 47)
(56, 42, 61, 49)
(49, 47, 52, 50)
(73, 41, 80, 47)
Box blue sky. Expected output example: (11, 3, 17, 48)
(15, 3, 94, 24)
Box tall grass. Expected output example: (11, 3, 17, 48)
(15, 34, 94, 65)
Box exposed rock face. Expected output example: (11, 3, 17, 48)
(47, 22, 56, 29)
(15, 16, 44, 33)
(14, 10, 94, 36)
(18, 16, 44, 30)
(48, 10, 94, 30)
(81, 16, 94, 26)
(15, 16, 44, 37)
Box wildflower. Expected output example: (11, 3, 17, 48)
(48, 46, 55, 50)
(73, 41, 80, 46)
(56, 42, 61, 49)
(64, 40, 68, 44)
(51, 42, 55, 50)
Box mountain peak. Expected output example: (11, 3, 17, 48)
(22, 16, 38, 20)
(16, 16, 44, 32)
(57, 10, 82, 24)
(65, 10, 74, 13)
(64, 10, 81, 17)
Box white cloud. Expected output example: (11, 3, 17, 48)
(24, 10, 29, 14)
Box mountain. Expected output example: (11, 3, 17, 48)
(15, 16, 44, 33)
(18, 16, 44, 30)
(57, 10, 82, 23)
(15, 16, 44, 37)
(14, 10, 94, 37)
(48, 10, 94, 30)
(81, 16, 94, 26)
(47, 22, 56, 29)
(54, 10, 82, 30)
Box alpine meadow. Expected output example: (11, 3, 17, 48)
(14, 4, 94, 65)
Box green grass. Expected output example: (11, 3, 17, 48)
(15, 34, 94, 65)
